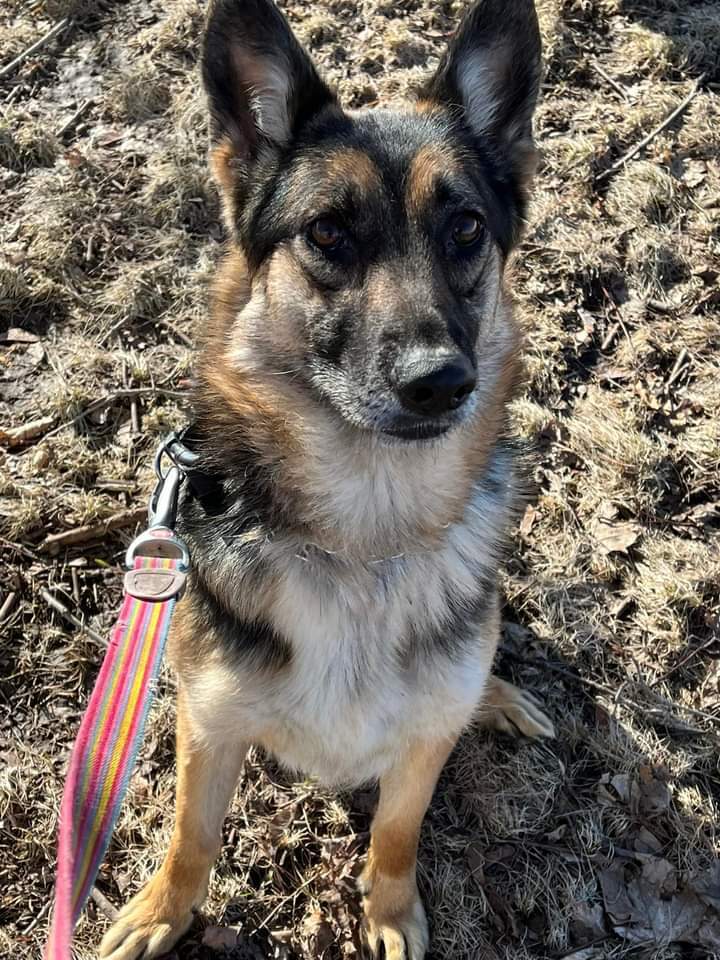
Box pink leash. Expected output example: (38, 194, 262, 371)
(45, 450, 190, 960)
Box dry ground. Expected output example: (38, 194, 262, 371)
(1, 0, 719, 958)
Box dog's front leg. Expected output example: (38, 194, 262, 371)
(360, 736, 456, 960)
(99, 688, 247, 960)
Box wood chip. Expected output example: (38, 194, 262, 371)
(40, 506, 146, 554)
(0, 416, 55, 448)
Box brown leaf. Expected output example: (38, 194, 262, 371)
(599, 863, 635, 924)
(0, 327, 40, 344)
(519, 504, 537, 537)
(638, 766, 671, 816)
(616, 881, 706, 945)
(202, 925, 241, 950)
(302, 909, 334, 955)
(600, 858, 720, 950)
(694, 862, 720, 911)
(465, 840, 485, 884)
(591, 517, 641, 555)
(571, 901, 607, 942)
(634, 827, 663, 855)
(641, 857, 677, 895)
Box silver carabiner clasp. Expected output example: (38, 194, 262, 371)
(125, 525, 190, 571)
(148, 464, 182, 529)
(125, 436, 191, 572)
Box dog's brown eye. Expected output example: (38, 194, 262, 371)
(309, 217, 343, 249)
(452, 213, 483, 247)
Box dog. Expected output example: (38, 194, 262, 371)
(99, 1, 552, 957)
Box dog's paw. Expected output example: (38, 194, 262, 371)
(364, 894, 429, 960)
(98, 878, 194, 960)
(362, 870, 429, 960)
(481, 675, 555, 739)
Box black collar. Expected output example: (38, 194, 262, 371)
(162, 427, 224, 502)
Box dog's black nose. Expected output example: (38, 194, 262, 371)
(395, 353, 476, 417)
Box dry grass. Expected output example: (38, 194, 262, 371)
(1, 1, 719, 959)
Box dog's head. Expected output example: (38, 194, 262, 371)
(202, 0, 541, 443)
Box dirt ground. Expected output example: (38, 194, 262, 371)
(1, 0, 719, 958)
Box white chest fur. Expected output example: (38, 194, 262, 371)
(188, 453, 515, 788)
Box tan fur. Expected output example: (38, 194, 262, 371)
(98, 693, 248, 959)
(209, 138, 240, 229)
(406, 142, 459, 217)
(324, 146, 383, 192)
(193, 237, 525, 559)
(463, 308, 524, 485)
(360, 737, 456, 959)
(413, 98, 444, 116)
(199, 249, 306, 480)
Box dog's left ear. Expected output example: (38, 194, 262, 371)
(421, 0, 542, 185)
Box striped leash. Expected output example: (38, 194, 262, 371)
(45, 442, 190, 960)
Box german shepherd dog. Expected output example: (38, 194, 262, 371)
(99, 1, 552, 957)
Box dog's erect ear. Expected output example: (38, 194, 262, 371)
(421, 0, 541, 173)
(202, 0, 335, 197)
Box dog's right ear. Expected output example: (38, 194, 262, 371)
(202, 0, 336, 216)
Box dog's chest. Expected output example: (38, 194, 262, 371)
(191, 478, 509, 786)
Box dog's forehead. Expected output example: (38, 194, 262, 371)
(291, 107, 467, 213)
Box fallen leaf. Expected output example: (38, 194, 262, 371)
(202, 925, 241, 950)
(591, 518, 641, 555)
(597, 500, 619, 522)
(599, 863, 635, 924)
(694, 862, 720, 911)
(642, 857, 677, 895)
(519, 503, 537, 537)
(571, 900, 607, 941)
(634, 827, 663, 855)
(465, 840, 485, 884)
(638, 766, 671, 815)
(600, 858, 720, 951)
(616, 881, 705, 945)
(0, 328, 40, 344)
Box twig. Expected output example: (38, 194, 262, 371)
(597, 77, 704, 182)
(0, 19, 70, 80)
(647, 298, 675, 315)
(40, 387, 186, 441)
(600, 322, 620, 352)
(158, 317, 194, 348)
(0, 591, 18, 623)
(71, 564, 81, 603)
(591, 60, 629, 102)
(0, 415, 55, 448)
(91, 886, 119, 922)
(122, 358, 141, 436)
(96, 478, 137, 494)
(57, 97, 94, 139)
(21, 899, 51, 934)
(0, 534, 42, 562)
(40, 588, 106, 646)
(503, 650, 720, 735)
(656, 636, 718, 683)
(40, 506, 146, 554)
(253, 870, 321, 933)
(665, 346, 690, 389)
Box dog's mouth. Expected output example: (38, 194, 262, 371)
(380, 421, 451, 441)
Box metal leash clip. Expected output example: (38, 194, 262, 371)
(124, 435, 191, 601)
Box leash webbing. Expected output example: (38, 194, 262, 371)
(45, 555, 180, 960)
